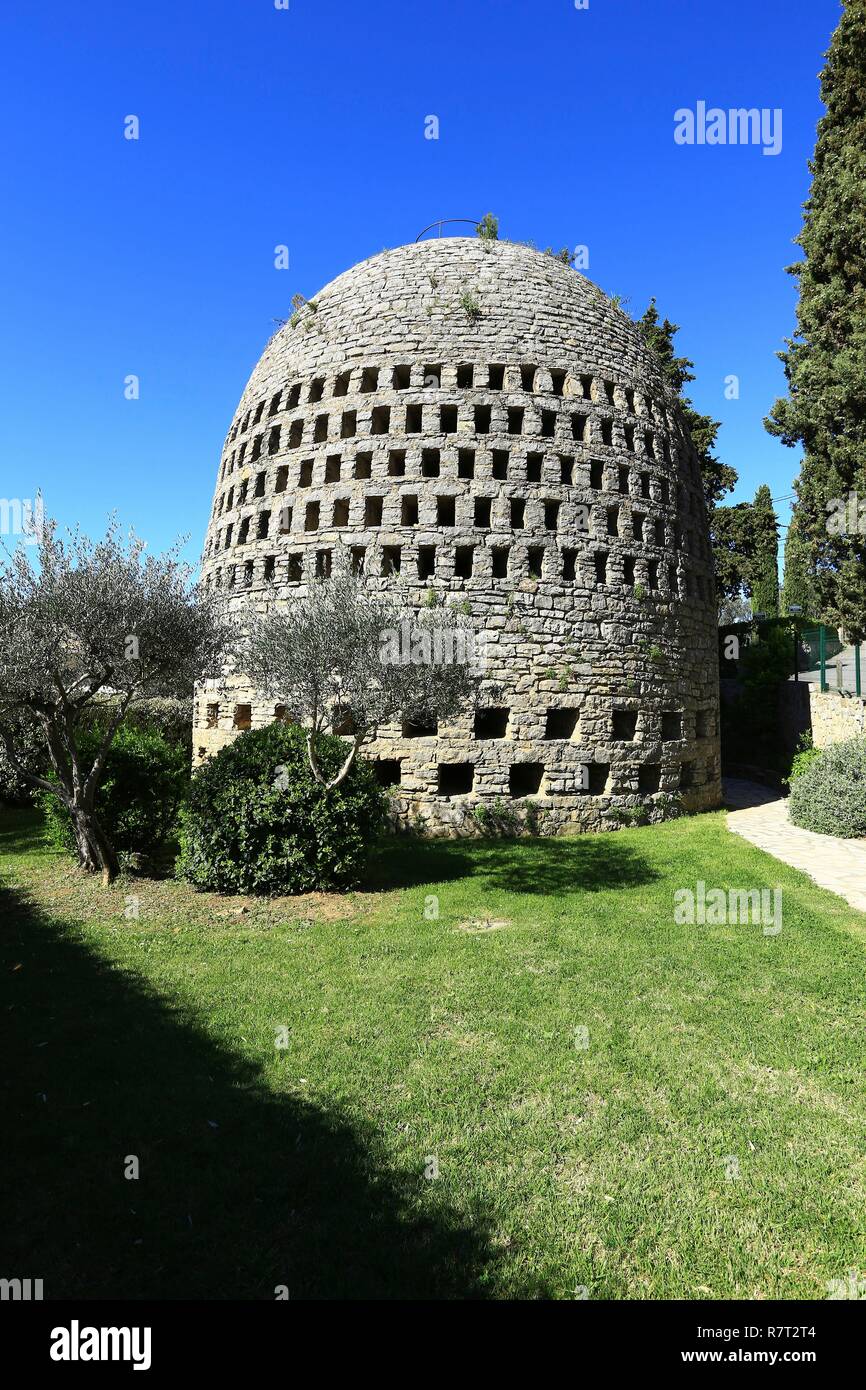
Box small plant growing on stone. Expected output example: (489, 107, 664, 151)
(460, 291, 482, 321)
(633, 583, 646, 602)
(476, 213, 499, 241)
(544, 246, 575, 267)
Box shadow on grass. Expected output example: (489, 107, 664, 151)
(367, 832, 658, 896)
(0, 879, 533, 1300)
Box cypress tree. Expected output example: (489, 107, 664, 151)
(765, 0, 866, 638)
(635, 300, 739, 611)
(780, 514, 820, 617)
(750, 485, 780, 617)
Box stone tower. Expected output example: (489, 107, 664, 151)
(196, 238, 722, 833)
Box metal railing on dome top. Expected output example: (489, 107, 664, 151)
(415, 219, 484, 241)
(719, 615, 863, 695)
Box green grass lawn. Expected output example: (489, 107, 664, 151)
(2, 806, 864, 1300)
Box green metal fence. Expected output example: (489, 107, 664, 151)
(719, 617, 862, 695)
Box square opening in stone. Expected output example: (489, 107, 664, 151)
(457, 363, 474, 388)
(545, 708, 579, 739)
(371, 405, 390, 435)
(510, 763, 544, 797)
(491, 450, 509, 480)
(661, 711, 682, 740)
(458, 449, 476, 479)
(438, 763, 474, 796)
(233, 704, 252, 731)
(406, 405, 423, 433)
(325, 455, 341, 482)
(417, 546, 436, 579)
(559, 455, 574, 484)
(587, 763, 609, 794)
(440, 405, 458, 433)
(360, 367, 379, 393)
(679, 761, 695, 790)
(401, 494, 418, 525)
(526, 453, 543, 482)
(475, 405, 492, 433)
(354, 452, 372, 479)
(475, 708, 509, 739)
(520, 364, 536, 391)
(639, 764, 661, 793)
(402, 715, 438, 737)
(206, 702, 219, 729)
(527, 546, 544, 577)
(491, 546, 509, 578)
(332, 706, 356, 735)
(437, 495, 456, 526)
(562, 548, 577, 580)
(422, 448, 440, 477)
(474, 497, 492, 527)
(392, 365, 411, 390)
(374, 759, 402, 787)
(454, 545, 474, 578)
(388, 450, 406, 477)
(590, 459, 604, 489)
(612, 709, 638, 741)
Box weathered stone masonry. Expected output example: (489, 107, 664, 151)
(196, 238, 722, 833)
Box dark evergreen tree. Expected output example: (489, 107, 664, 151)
(750, 485, 780, 616)
(780, 513, 820, 617)
(766, 0, 866, 638)
(634, 299, 739, 610)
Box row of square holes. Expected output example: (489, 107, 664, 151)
(208, 495, 708, 562)
(193, 752, 712, 797)
(210, 703, 716, 741)
(204, 543, 712, 600)
(213, 448, 705, 521)
(219, 404, 683, 483)
(203, 706, 716, 794)
(227, 363, 676, 448)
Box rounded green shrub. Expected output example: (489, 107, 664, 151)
(788, 736, 866, 838)
(177, 722, 387, 895)
(40, 722, 189, 859)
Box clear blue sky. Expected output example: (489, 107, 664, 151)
(0, 0, 840, 567)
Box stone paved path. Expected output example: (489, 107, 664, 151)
(724, 778, 866, 914)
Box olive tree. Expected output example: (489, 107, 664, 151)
(240, 570, 483, 789)
(0, 521, 227, 883)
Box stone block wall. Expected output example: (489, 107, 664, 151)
(809, 686, 866, 748)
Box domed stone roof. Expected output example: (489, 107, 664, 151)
(197, 237, 721, 833)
